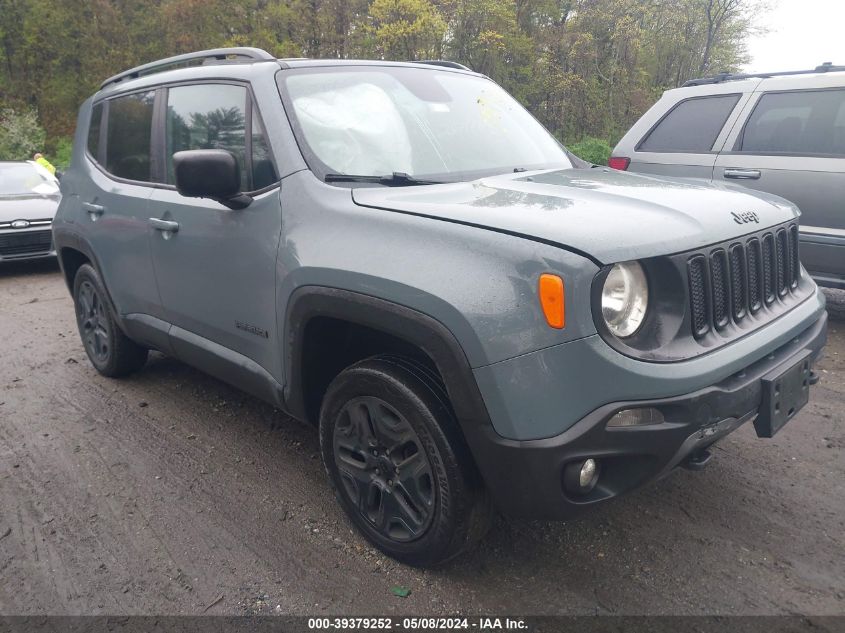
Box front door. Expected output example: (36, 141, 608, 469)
(715, 86, 845, 286)
(147, 82, 283, 384)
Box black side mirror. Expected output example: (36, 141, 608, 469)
(173, 149, 253, 210)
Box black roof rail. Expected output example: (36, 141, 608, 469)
(100, 47, 276, 89)
(417, 60, 471, 71)
(683, 62, 845, 87)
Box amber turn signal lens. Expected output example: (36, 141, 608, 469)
(538, 274, 565, 329)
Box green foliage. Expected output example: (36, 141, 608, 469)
(0, 0, 760, 157)
(51, 137, 74, 170)
(367, 0, 447, 60)
(0, 107, 46, 161)
(567, 137, 613, 166)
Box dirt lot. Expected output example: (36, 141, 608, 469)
(1, 259, 843, 616)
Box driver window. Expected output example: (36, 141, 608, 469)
(166, 84, 248, 186)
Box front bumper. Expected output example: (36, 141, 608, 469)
(0, 227, 56, 262)
(0, 249, 57, 263)
(800, 227, 845, 289)
(467, 309, 827, 519)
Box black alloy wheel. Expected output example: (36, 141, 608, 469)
(72, 263, 148, 377)
(76, 279, 111, 365)
(320, 355, 492, 566)
(332, 395, 435, 542)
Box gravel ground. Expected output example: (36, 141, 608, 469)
(0, 260, 843, 616)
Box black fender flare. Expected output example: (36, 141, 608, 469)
(53, 229, 96, 290)
(53, 230, 126, 333)
(283, 285, 495, 443)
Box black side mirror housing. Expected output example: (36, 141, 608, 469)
(173, 149, 253, 210)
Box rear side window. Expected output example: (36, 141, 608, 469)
(87, 103, 103, 161)
(638, 94, 740, 153)
(105, 91, 155, 181)
(738, 89, 845, 156)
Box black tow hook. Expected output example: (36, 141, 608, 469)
(809, 370, 820, 386)
(682, 448, 713, 471)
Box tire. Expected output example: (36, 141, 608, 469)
(72, 263, 148, 377)
(319, 355, 492, 566)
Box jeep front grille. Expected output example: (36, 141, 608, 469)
(687, 222, 801, 339)
(0, 229, 53, 258)
(710, 249, 729, 329)
(688, 256, 708, 337)
(746, 238, 761, 312)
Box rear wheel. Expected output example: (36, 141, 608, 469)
(73, 263, 147, 377)
(319, 356, 491, 566)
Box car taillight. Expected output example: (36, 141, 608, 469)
(608, 156, 630, 171)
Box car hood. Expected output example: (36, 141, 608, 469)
(351, 168, 799, 263)
(0, 194, 60, 223)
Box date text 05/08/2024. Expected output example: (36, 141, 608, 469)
(307, 617, 528, 631)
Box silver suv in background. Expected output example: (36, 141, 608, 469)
(611, 64, 845, 289)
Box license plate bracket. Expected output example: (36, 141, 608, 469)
(754, 350, 812, 438)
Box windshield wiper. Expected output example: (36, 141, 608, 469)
(324, 172, 444, 186)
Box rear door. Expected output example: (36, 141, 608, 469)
(147, 82, 283, 384)
(714, 81, 845, 286)
(76, 91, 163, 320)
(620, 88, 751, 179)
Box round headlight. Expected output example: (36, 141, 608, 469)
(601, 261, 649, 338)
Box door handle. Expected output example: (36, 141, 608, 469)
(83, 202, 105, 219)
(149, 218, 180, 233)
(724, 168, 761, 180)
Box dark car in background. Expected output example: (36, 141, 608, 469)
(610, 64, 845, 290)
(0, 161, 61, 262)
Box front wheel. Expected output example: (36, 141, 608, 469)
(319, 356, 491, 566)
(72, 263, 148, 377)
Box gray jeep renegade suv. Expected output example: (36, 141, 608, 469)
(54, 48, 828, 566)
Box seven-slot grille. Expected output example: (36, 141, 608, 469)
(0, 229, 53, 258)
(688, 223, 800, 339)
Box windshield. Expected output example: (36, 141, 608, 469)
(280, 66, 572, 182)
(0, 163, 59, 196)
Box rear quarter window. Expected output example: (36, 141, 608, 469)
(637, 94, 741, 153)
(87, 103, 103, 162)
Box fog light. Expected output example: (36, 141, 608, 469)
(564, 458, 601, 495)
(607, 407, 664, 427)
(579, 458, 597, 488)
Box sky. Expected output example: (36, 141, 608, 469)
(744, 0, 845, 72)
